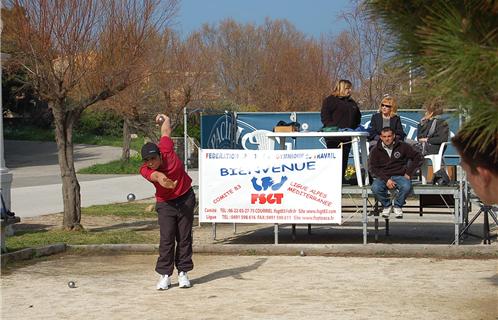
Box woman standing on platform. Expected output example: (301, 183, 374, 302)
(368, 95, 406, 146)
(320, 79, 362, 182)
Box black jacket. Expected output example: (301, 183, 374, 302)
(321, 95, 361, 129)
(320, 95, 361, 142)
(416, 118, 449, 154)
(369, 139, 424, 182)
(368, 113, 406, 141)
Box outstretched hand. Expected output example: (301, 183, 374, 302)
(159, 176, 178, 189)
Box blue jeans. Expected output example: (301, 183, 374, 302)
(371, 176, 412, 208)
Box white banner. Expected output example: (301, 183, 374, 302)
(199, 149, 342, 224)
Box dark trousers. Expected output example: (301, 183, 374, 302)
(155, 188, 196, 276)
(326, 138, 352, 179)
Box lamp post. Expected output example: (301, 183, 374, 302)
(0, 53, 13, 212)
(408, 58, 413, 94)
(183, 106, 204, 171)
(183, 106, 187, 171)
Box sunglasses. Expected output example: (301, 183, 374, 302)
(381, 104, 392, 108)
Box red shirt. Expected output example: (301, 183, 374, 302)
(140, 136, 192, 202)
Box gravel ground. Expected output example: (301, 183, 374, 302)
(1, 254, 497, 320)
(2, 210, 497, 320)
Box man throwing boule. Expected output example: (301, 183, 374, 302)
(140, 114, 196, 290)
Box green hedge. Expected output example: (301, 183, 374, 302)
(75, 109, 123, 137)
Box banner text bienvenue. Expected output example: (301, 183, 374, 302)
(199, 149, 342, 224)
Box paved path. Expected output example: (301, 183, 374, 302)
(4, 140, 198, 217)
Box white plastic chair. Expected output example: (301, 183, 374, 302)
(242, 130, 275, 150)
(421, 141, 448, 184)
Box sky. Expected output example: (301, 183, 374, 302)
(175, 0, 354, 39)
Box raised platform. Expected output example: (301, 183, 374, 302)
(342, 182, 468, 244)
(211, 182, 470, 245)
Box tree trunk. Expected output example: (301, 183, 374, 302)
(52, 105, 83, 231)
(122, 119, 131, 161)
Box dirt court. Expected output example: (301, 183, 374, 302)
(2, 206, 498, 319)
(1, 253, 497, 320)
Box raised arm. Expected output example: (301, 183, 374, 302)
(156, 114, 172, 138)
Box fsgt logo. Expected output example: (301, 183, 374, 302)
(250, 175, 287, 204)
(251, 193, 284, 204)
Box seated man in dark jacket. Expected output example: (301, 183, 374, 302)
(369, 127, 424, 219)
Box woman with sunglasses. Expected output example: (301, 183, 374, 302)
(367, 95, 406, 146)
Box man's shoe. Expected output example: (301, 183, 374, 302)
(381, 206, 392, 218)
(156, 274, 171, 290)
(178, 271, 191, 288)
(394, 207, 403, 219)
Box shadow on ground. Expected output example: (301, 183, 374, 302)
(192, 258, 267, 286)
(215, 221, 489, 245)
(90, 221, 158, 232)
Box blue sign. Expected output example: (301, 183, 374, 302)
(201, 110, 461, 165)
(201, 113, 236, 149)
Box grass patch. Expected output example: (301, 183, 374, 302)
(5, 201, 159, 252)
(6, 229, 158, 252)
(4, 125, 55, 141)
(82, 202, 156, 218)
(73, 132, 122, 146)
(77, 155, 143, 174)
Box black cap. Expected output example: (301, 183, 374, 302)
(141, 142, 160, 160)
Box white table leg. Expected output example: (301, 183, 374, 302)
(359, 137, 370, 185)
(351, 137, 363, 187)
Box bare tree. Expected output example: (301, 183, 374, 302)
(200, 19, 263, 109)
(94, 79, 163, 161)
(339, 2, 394, 108)
(102, 28, 216, 150)
(98, 27, 217, 163)
(97, 30, 170, 150)
(199, 18, 332, 112)
(156, 31, 216, 128)
(258, 19, 332, 111)
(258, 19, 307, 111)
(4, 0, 178, 230)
